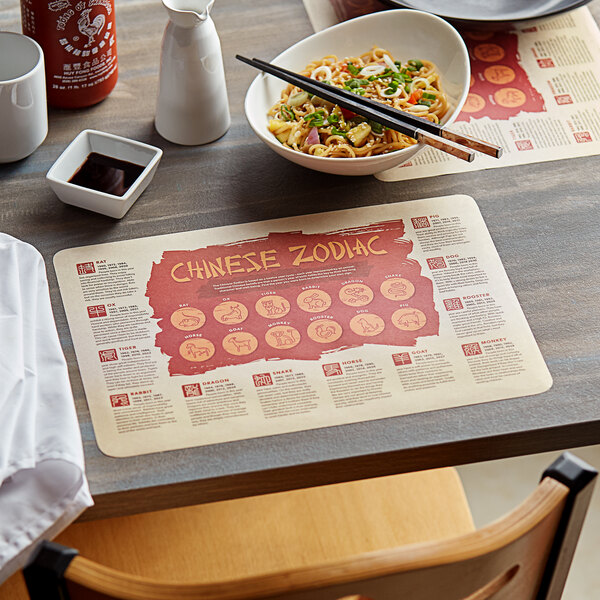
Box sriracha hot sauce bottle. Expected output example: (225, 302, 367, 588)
(21, 0, 118, 108)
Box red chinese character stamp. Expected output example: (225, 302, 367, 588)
(411, 216, 431, 229)
(392, 352, 412, 366)
(443, 297, 464, 311)
(462, 342, 483, 357)
(182, 383, 202, 398)
(537, 58, 555, 68)
(574, 131, 592, 143)
(110, 393, 129, 407)
(76, 261, 95, 275)
(554, 94, 573, 105)
(99, 349, 118, 362)
(427, 257, 447, 270)
(87, 304, 107, 318)
(515, 139, 534, 151)
(253, 373, 273, 387)
(322, 363, 343, 377)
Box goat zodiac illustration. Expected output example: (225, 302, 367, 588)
(229, 336, 254, 353)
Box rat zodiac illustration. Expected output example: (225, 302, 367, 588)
(177, 311, 203, 328)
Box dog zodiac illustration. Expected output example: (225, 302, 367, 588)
(356, 317, 379, 334)
(303, 293, 326, 311)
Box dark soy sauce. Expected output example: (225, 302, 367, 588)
(69, 152, 145, 197)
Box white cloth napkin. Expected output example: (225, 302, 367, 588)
(0, 233, 93, 583)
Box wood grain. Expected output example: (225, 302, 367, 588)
(0, 0, 599, 519)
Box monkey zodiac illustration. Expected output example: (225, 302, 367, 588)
(270, 329, 296, 347)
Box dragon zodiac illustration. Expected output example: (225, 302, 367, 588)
(344, 286, 370, 304)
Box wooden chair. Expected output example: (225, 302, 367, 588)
(7, 452, 597, 600)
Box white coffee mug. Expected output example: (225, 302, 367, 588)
(0, 32, 48, 163)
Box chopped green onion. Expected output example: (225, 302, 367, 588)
(347, 62, 360, 75)
(327, 113, 340, 124)
(369, 120, 383, 134)
(331, 127, 347, 137)
(422, 92, 437, 100)
(394, 61, 402, 68)
(368, 75, 376, 81)
(404, 84, 412, 93)
(408, 59, 424, 70)
(417, 99, 432, 106)
(280, 104, 294, 121)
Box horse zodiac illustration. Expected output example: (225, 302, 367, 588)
(270, 329, 296, 347)
(229, 336, 253, 352)
(219, 304, 243, 322)
(303, 293, 326, 311)
(315, 324, 336, 339)
(185, 342, 210, 359)
(344, 286, 369, 304)
(261, 299, 287, 316)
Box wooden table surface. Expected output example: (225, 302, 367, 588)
(1, 0, 599, 520)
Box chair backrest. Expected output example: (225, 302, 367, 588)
(23, 452, 596, 600)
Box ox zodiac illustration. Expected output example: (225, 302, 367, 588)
(185, 342, 210, 359)
(303, 293, 326, 311)
(344, 286, 369, 304)
(229, 336, 254, 352)
(219, 303, 243, 322)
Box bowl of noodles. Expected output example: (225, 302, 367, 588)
(244, 9, 470, 176)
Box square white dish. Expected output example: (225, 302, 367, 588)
(46, 129, 162, 219)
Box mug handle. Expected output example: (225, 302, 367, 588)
(11, 82, 34, 110)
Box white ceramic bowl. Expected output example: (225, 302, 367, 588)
(244, 9, 470, 176)
(47, 129, 162, 219)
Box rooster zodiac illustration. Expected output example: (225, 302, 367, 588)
(78, 8, 106, 48)
(314, 324, 336, 340)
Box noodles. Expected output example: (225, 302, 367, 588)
(267, 47, 449, 158)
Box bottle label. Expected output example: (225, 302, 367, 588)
(29, 0, 117, 93)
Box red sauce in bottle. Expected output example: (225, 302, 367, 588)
(21, 0, 118, 108)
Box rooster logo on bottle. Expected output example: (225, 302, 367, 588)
(77, 8, 105, 47)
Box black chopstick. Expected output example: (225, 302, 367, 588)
(237, 55, 501, 162)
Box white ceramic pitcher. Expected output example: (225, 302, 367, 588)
(155, 0, 230, 145)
